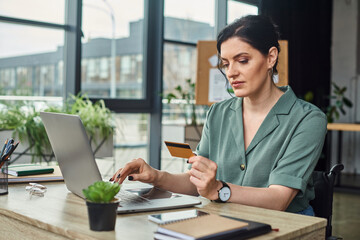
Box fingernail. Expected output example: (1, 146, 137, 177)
(109, 178, 113, 181)
(117, 173, 121, 179)
(128, 176, 133, 181)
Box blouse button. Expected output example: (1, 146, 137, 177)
(240, 164, 246, 171)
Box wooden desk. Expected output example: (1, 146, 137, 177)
(327, 123, 360, 186)
(327, 123, 360, 132)
(0, 183, 326, 239)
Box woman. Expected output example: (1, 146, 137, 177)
(111, 15, 327, 216)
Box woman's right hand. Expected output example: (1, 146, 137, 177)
(110, 158, 160, 185)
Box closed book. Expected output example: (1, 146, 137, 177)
(4, 164, 54, 177)
(156, 214, 249, 240)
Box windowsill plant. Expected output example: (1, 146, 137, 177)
(164, 78, 208, 149)
(164, 78, 199, 126)
(0, 94, 115, 163)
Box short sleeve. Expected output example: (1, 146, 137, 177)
(268, 111, 327, 196)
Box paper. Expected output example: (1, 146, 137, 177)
(208, 68, 233, 102)
(208, 54, 219, 67)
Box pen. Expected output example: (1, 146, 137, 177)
(0, 160, 5, 169)
(1, 141, 19, 162)
(6, 142, 18, 159)
(3, 144, 12, 156)
(1, 145, 15, 162)
(4, 138, 13, 152)
(8, 138, 14, 146)
(12, 141, 19, 152)
(0, 139, 8, 158)
(0, 140, 19, 168)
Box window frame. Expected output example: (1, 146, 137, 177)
(0, 0, 232, 170)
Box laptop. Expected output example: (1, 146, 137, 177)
(40, 112, 201, 214)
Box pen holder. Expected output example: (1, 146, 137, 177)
(0, 158, 8, 195)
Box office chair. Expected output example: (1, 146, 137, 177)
(310, 163, 344, 240)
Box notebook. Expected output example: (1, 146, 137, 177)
(155, 214, 271, 240)
(8, 165, 64, 183)
(4, 164, 54, 176)
(40, 112, 201, 214)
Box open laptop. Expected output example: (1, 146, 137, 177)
(40, 112, 201, 214)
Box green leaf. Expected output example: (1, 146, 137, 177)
(335, 100, 342, 108)
(175, 86, 182, 93)
(340, 107, 346, 115)
(339, 87, 346, 95)
(332, 82, 340, 91)
(83, 181, 121, 203)
(343, 97, 353, 107)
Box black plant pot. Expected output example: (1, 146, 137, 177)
(86, 199, 119, 231)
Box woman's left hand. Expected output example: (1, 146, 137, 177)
(188, 155, 221, 200)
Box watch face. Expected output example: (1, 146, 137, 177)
(219, 187, 231, 201)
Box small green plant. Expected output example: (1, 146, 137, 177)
(326, 82, 353, 123)
(83, 181, 121, 203)
(165, 78, 197, 126)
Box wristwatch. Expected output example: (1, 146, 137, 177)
(215, 181, 231, 203)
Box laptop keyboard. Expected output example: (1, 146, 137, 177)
(117, 190, 150, 205)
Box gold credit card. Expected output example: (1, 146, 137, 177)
(164, 141, 195, 159)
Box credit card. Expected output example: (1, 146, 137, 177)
(164, 141, 195, 159)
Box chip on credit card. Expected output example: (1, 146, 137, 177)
(164, 141, 195, 159)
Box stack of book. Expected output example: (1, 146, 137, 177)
(151, 210, 272, 240)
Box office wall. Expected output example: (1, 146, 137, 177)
(331, 0, 360, 173)
(260, 0, 332, 171)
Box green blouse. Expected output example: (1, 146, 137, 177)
(196, 86, 327, 213)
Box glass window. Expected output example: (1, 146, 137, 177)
(82, 0, 144, 99)
(164, 0, 215, 42)
(0, 23, 64, 97)
(111, 113, 149, 177)
(100, 57, 109, 79)
(163, 43, 197, 95)
(0, 0, 65, 24)
(227, 0, 258, 24)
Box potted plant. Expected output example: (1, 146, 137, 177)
(63, 94, 115, 158)
(164, 79, 208, 150)
(0, 94, 115, 163)
(0, 103, 52, 163)
(82, 181, 121, 231)
(326, 82, 353, 123)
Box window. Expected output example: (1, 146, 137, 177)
(162, 0, 215, 171)
(0, 22, 64, 97)
(164, 0, 215, 43)
(163, 44, 197, 95)
(227, 0, 258, 24)
(0, 1, 235, 171)
(82, 0, 144, 99)
(0, 0, 65, 24)
(113, 113, 150, 170)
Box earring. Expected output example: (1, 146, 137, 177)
(269, 68, 273, 76)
